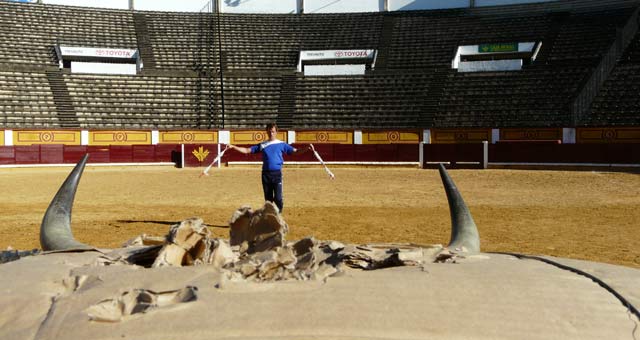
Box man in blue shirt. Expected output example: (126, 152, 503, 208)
(227, 123, 314, 213)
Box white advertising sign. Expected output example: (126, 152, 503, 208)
(60, 46, 138, 59)
(301, 50, 376, 61)
(298, 50, 376, 72)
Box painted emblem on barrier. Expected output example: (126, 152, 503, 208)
(192, 146, 210, 162)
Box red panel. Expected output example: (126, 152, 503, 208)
(290, 143, 319, 162)
(86, 146, 111, 163)
(155, 144, 180, 162)
(488, 143, 640, 164)
(109, 146, 133, 163)
(332, 144, 355, 161)
(374, 144, 397, 162)
(63, 146, 89, 163)
(39, 144, 64, 164)
(181, 145, 196, 166)
(354, 145, 378, 162)
(14, 145, 40, 164)
(310, 144, 335, 162)
(0, 146, 15, 164)
(224, 144, 262, 162)
(183, 144, 214, 167)
(603, 144, 640, 163)
(423, 144, 484, 168)
(132, 145, 156, 162)
(397, 144, 419, 162)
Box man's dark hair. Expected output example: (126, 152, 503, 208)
(266, 122, 277, 131)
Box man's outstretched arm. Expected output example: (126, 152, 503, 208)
(227, 144, 252, 154)
(293, 144, 314, 154)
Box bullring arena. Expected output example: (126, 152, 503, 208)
(2, 164, 639, 269)
(1, 0, 640, 338)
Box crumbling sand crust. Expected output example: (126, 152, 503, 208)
(1, 166, 639, 268)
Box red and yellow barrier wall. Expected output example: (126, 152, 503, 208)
(1, 128, 639, 166)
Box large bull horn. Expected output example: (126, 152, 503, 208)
(438, 164, 480, 252)
(40, 154, 92, 251)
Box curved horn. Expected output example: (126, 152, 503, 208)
(438, 164, 480, 252)
(40, 154, 92, 251)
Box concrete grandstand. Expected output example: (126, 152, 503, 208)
(0, 0, 638, 168)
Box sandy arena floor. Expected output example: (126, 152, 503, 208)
(0, 165, 638, 269)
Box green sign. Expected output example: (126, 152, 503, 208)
(478, 43, 518, 53)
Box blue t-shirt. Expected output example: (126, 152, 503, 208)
(250, 140, 295, 171)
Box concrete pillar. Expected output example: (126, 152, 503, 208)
(491, 128, 500, 144)
(419, 129, 431, 169)
(562, 128, 576, 144)
(218, 130, 230, 144)
(354, 130, 363, 144)
(422, 129, 431, 144)
(129, 0, 134, 10)
(80, 130, 89, 146)
(482, 141, 488, 169)
(180, 144, 185, 168)
(4, 130, 13, 146)
(151, 130, 159, 145)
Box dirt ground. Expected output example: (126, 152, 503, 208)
(1, 165, 638, 269)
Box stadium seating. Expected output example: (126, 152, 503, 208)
(140, 11, 217, 70)
(222, 74, 282, 128)
(0, 1, 135, 66)
(0, 0, 638, 130)
(63, 72, 218, 129)
(294, 73, 431, 128)
(588, 29, 640, 126)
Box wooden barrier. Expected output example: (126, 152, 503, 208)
(0, 145, 181, 165)
(183, 143, 420, 168)
(1, 142, 638, 169)
(422, 142, 488, 169)
(489, 143, 640, 164)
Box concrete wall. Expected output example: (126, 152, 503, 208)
(475, 0, 554, 6)
(388, 0, 468, 11)
(43, 0, 129, 10)
(304, 0, 383, 13)
(135, 0, 212, 12)
(40, 0, 560, 12)
(220, 0, 298, 13)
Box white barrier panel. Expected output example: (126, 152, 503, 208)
(4, 130, 13, 146)
(221, 0, 298, 13)
(389, 0, 468, 11)
(305, 0, 382, 13)
(304, 64, 366, 76)
(71, 62, 137, 75)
